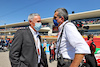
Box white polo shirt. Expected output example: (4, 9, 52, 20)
(29, 26, 41, 63)
(55, 20, 91, 60)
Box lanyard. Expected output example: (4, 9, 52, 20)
(57, 22, 67, 58)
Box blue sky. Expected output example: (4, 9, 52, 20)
(0, 0, 100, 25)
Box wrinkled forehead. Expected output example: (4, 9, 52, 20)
(33, 16, 41, 20)
(34, 15, 41, 19)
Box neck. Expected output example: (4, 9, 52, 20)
(58, 21, 64, 27)
(30, 25, 37, 32)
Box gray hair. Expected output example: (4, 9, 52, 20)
(28, 13, 40, 22)
(55, 8, 68, 21)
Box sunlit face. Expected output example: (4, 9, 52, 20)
(29, 15, 41, 29)
(91, 37, 93, 41)
(89, 36, 94, 41)
(53, 11, 61, 23)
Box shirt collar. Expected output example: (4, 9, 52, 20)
(29, 26, 39, 35)
(58, 20, 68, 31)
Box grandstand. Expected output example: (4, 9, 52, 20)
(0, 9, 100, 43)
(70, 9, 100, 36)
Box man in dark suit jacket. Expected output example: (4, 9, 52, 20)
(9, 13, 48, 67)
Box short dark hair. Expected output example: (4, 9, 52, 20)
(55, 8, 68, 21)
(88, 34, 94, 40)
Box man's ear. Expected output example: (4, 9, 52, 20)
(29, 20, 32, 25)
(61, 16, 64, 22)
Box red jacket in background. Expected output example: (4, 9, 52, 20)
(86, 40, 96, 54)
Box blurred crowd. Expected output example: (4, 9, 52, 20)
(73, 19, 100, 25)
(0, 38, 12, 51)
(43, 39, 56, 63)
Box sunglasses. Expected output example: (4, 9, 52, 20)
(53, 16, 57, 19)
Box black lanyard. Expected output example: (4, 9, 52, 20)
(57, 22, 67, 58)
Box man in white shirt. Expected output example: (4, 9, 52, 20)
(53, 8, 91, 67)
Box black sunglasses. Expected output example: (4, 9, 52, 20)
(53, 16, 57, 19)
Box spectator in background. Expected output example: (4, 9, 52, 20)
(50, 41, 55, 61)
(0, 38, 5, 50)
(85, 34, 97, 67)
(5, 38, 10, 47)
(43, 39, 47, 51)
(0, 38, 5, 49)
(49, 42, 52, 63)
(54, 41, 56, 60)
(9, 39, 12, 46)
(9, 39, 13, 49)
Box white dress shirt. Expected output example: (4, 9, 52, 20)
(55, 20, 91, 60)
(29, 26, 41, 63)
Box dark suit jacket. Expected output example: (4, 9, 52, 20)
(9, 27, 48, 67)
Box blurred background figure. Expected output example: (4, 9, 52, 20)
(5, 38, 10, 48)
(9, 39, 13, 50)
(49, 41, 56, 63)
(0, 38, 5, 50)
(43, 39, 47, 51)
(49, 42, 52, 63)
(85, 34, 97, 67)
(54, 41, 57, 60)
